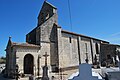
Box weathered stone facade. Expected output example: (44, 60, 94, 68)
(100, 43, 120, 67)
(5, 1, 120, 79)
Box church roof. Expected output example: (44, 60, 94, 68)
(44, 1, 57, 9)
(61, 30, 109, 43)
(101, 43, 120, 47)
(11, 42, 40, 48)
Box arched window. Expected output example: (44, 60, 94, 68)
(46, 13, 49, 20)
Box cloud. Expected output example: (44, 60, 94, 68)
(110, 32, 120, 37)
(103, 32, 120, 44)
(108, 38, 120, 42)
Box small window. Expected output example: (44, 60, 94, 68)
(85, 43, 87, 53)
(96, 43, 99, 54)
(69, 37, 71, 43)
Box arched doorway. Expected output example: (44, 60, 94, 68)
(24, 54, 34, 74)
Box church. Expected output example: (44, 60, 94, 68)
(5, 1, 120, 79)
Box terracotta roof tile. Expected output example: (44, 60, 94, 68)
(11, 42, 40, 48)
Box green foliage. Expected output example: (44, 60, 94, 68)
(0, 56, 6, 64)
(1, 56, 6, 60)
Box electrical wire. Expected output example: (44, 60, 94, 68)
(68, 0, 73, 32)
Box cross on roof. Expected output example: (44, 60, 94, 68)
(43, 52, 49, 66)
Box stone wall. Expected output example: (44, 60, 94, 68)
(100, 44, 116, 66)
(5, 41, 16, 76)
(80, 37, 92, 64)
(58, 32, 79, 68)
(26, 28, 36, 44)
(37, 1, 57, 26)
(15, 47, 39, 75)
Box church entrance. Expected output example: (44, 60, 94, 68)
(24, 54, 34, 74)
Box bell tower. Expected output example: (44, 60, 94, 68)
(35, 1, 58, 45)
(26, 1, 58, 45)
(37, 1, 58, 26)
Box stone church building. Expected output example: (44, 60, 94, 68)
(5, 1, 120, 79)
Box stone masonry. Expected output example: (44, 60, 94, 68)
(5, 1, 120, 80)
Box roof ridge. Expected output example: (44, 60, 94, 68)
(44, 1, 57, 9)
(62, 30, 109, 43)
(11, 42, 40, 47)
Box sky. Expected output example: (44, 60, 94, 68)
(0, 0, 120, 57)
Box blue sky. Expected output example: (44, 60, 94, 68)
(0, 0, 120, 57)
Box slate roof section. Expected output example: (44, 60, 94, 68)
(61, 30, 109, 43)
(44, 1, 57, 9)
(11, 42, 40, 48)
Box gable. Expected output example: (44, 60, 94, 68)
(37, 1, 57, 26)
